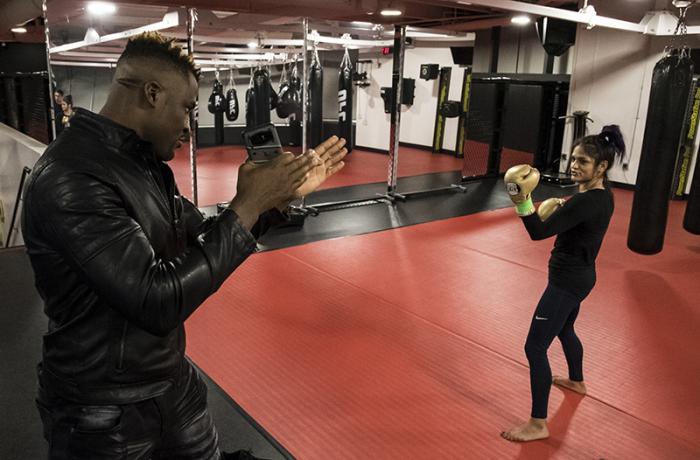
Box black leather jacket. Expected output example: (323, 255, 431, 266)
(22, 109, 280, 404)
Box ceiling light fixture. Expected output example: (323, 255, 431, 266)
(352, 21, 373, 26)
(86, 2, 117, 16)
(247, 42, 257, 48)
(11, 27, 27, 33)
(511, 15, 531, 25)
(380, 9, 403, 16)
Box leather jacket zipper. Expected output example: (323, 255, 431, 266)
(117, 321, 128, 370)
(144, 159, 181, 244)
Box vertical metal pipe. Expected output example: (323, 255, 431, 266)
(42, 0, 56, 142)
(302, 18, 309, 154)
(187, 8, 199, 207)
(387, 25, 406, 193)
(301, 17, 309, 208)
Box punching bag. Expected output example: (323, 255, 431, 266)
(252, 68, 271, 127)
(684, 155, 700, 233)
(308, 51, 323, 149)
(245, 75, 256, 130)
(225, 88, 239, 122)
(208, 79, 225, 146)
(628, 51, 694, 254)
(338, 49, 354, 153)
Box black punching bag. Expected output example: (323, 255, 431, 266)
(338, 49, 353, 153)
(308, 52, 323, 149)
(253, 68, 271, 127)
(684, 156, 700, 234)
(628, 52, 694, 254)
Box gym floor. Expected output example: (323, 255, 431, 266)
(2, 148, 699, 459)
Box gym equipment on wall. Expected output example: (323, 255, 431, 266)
(628, 49, 694, 254)
(671, 78, 700, 199)
(353, 60, 371, 87)
(207, 76, 225, 145)
(440, 101, 461, 118)
(308, 43, 323, 148)
(420, 64, 439, 80)
(338, 45, 354, 152)
(225, 68, 239, 122)
(432, 67, 452, 153)
(454, 66, 473, 159)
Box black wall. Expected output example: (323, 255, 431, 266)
(0, 43, 52, 144)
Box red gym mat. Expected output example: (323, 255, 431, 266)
(186, 190, 700, 459)
(170, 145, 463, 206)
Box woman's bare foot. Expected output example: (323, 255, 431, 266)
(501, 418, 549, 442)
(552, 376, 587, 395)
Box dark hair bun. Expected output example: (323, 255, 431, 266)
(600, 125, 626, 159)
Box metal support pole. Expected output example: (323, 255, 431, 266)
(302, 18, 309, 155)
(186, 8, 199, 207)
(42, 0, 57, 142)
(300, 17, 309, 209)
(387, 25, 406, 194)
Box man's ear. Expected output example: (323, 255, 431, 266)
(143, 81, 162, 107)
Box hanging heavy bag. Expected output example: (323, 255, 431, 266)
(276, 82, 291, 118)
(338, 50, 354, 153)
(288, 66, 303, 120)
(207, 80, 225, 114)
(308, 57, 323, 148)
(268, 73, 279, 110)
(225, 88, 239, 122)
(252, 68, 271, 126)
(245, 87, 256, 129)
(628, 51, 694, 254)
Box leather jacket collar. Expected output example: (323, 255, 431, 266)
(70, 108, 155, 160)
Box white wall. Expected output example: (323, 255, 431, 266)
(562, 24, 658, 185)
(355, 46, 470, 151)
(0, 123, 44, 247)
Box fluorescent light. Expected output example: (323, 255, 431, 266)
(247, 42, 257, 48)
(380, 9, 402, 16)
(352, 21, 373, 26)
(86, 2, 117, 16)
(511, 15, 531, 25)
(11, 27, 27, 33)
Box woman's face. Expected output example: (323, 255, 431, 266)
(61, 101, 71, 113)
(570, 146, 607, 183)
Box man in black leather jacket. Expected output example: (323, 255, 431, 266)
(22, 33, 347, 459)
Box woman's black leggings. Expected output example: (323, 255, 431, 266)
(525, 283, 586, 419)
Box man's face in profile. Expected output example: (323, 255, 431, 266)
(143, 72, 198, 162)
(54, 92, 63, 105)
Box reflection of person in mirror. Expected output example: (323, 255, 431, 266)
(53, 88, 65, 136)
(23, 31, 347, 459)
(60, 94, 74, 128)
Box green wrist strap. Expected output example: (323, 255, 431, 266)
(515, 197, 535, 216)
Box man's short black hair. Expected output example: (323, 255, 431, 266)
(54, 89, 64, 95)
(118, 32, 201, 81)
